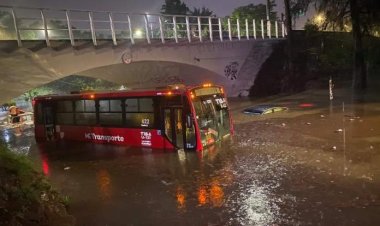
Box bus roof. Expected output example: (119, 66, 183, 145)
(33, 84, 224, 101)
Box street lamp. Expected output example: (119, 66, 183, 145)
(134, 28, 143, 38)
(314, 13, 325, 26)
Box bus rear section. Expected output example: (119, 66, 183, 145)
(34, 85, 233, 151)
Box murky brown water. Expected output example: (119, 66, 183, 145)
(2, 88, 380, 225)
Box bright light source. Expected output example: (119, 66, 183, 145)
(203, 83, 212, 88)
(90, 94, 95, 99)
(134, 29, 143, 38)
(314, 13, 325, 25)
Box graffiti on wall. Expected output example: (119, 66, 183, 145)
(224, 62, 239, 80)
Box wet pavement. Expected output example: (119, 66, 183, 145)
(1, 88, 380, 225)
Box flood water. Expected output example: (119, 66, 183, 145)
(1, 88, 380, 225)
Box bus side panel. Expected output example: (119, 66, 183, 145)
(35, 124, 46, 142)
(55, 125, 175, 150)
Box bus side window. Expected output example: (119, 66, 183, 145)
(56, 100, 74, 125)
(75, 100, 96, 125)
(99, 99, 123, 126)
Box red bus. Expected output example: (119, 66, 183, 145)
(33, 84, 233, 151)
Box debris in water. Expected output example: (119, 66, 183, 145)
(64, 167, 71, 170)
(161, 180, 173, 186)
(335, 129, 343, 133)
(40, 192, 48, 201)
(332, 146, 337, 151)
(305, 122, 311, 125)
(370, 146, 374, 150)
(281, 123, 286, 127)
(320, 115, 325, 118)
(242, 105, 288, 115)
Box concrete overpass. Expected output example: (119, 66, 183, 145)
(0, 6, 285, 103)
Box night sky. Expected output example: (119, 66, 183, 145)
(1, 0, 281, 16)
(0, 0, 312, 28)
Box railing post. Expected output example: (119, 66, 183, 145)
(281, 21, 285, 37)
(245, 19, 249, 40)
(88, 11, 97, 46)
(11, 8, 22, 47)
(267, 20, 272, 38)
(218, 18, 223, 42)
(208, 17, 213, 42)
(127, 15, 134, 44)
(144, 14, 151, 44)
(173, 16, 178, 43)
(40, 10, 50, 47)
(186, 16, 191, 43)
(275, 21, 278, 38)
(197, 16, 202, 42)
(253, 19, 256, 39)
(237, 19, 240, 40)
(158, 16, 165, 44)
(66, 10, 75, 46)
(108, 12, 117, 45)
(227, 18, 232, 41)
(261, 19, 264, 39)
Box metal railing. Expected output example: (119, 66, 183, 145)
(0, 5, 286, 47)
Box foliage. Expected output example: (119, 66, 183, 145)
(0, 11, 16, 39)
(0, 10, 99, 41)
(23, 87, 54, 103)
(0, 144, 74, 225)
(190, 7, 214, 17)
(290, 0, 314, 19)
(161, 0, 189, 15)
(304, 19, 319, 32)
(229, 2, 277, 22)
(0, 101, 16, 111)
(225, 2, 278, 37)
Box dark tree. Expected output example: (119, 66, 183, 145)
(230, 2, 277, 22)
(284, 0, 293, 71)
(290, 0, 380, 89)
(161, 0, 189, 15)
(190, 7, 214, 17)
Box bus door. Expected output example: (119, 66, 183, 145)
(41, 103, 55, 141)
(164, 107, 185, 149)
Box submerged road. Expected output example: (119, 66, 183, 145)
(1, 88, 380, 225)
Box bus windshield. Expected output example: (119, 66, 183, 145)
(193, 94, 230, 147)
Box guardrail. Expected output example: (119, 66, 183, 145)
(0, 5, 286, 47)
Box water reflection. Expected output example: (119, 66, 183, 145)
(197, 185, 208, 206)
(41, 154, 50, 176)
(96, 169, 112, 201)
(236, 182, 279, 226)
(176, 186, 186, 210)
(210, 180, 224, 207)
(2, 94, 380, 225)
